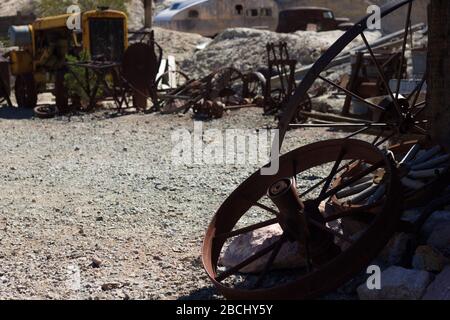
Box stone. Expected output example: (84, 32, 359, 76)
(219, 225, 305, 273)
(101, 283, 121, 291)
(421, 211, 450, 240)
(423, 266, 450, 300)
(427, 222, 450, 257)
(91, 257, 102, 268)
(357, 266, 433, 300)
(412, 245, 447, 272)
(378, 233, 415, 266)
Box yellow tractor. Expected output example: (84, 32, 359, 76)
(7, 7, 128, 111)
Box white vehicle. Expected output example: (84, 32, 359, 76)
(154, 0, 279, 37)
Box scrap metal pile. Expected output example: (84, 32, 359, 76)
(201, 0, 450, 300)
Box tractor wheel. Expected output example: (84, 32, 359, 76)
(15, 73, 37, 109)
(55, 70, 70, 114)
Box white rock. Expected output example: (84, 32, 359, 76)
(357, 266, 433, 300)
(378, 233, 415, 266)
(219, 225, 305, 273)
(422, 211, 450, 239)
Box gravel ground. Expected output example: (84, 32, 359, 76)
(0, 105, 357, 300)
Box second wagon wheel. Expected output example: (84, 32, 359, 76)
(277, 0, 428, 146)
(203, 139, 402, 299)
(156, 70, 191, 114)
(206, 67, 245, 105)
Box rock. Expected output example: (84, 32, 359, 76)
(421, 211, 450, 239)
(91, 257, 102, 268)
(182, 27, 381, 79)
(378, 233, 415, 266)
(219, 225, 305, 273)
(101, 283, 121, 291)
(427, 222, 450, 257)
(357, 266, 433, 300)
(412, 246, 447, 272)
(423, 266, 450, 300)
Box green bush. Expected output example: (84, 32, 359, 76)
(37, 0, 129, 17)
(64, 52, 105, 104)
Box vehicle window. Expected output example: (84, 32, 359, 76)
(246, 9, 259, 17)
(235, 5, 243, 15)
(170, 3, 181, 10)
(260, 8, 272, 16)
(188, 10, 199, 18)
(323, 11, 334, 19)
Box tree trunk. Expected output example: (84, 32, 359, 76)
(428, 0, 450, 149)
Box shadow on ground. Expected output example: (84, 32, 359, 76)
(177, 286, 220, 300)
(0, 105, 34, 120)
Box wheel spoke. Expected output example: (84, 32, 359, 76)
(318, 160, 385, 202)
(216, 236, 286, 282)
(360, 32, 403, 117)
(395, 2, 413, 98)
(320, 146, 347, 197)
(253, 235, 287, 289)
(317, 75, 385, 112)
(407, 71, 427, 107)
(345, 126, 373, 140)
(214, 218, 279, 240)
(374, 131, 397, 148)
(255, 202, 279, 215)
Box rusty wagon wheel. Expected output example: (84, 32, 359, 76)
(278, 0, 428, 147)
(15, 73, 37, 109)
(243, 72, 266, 99)
(156, 70, 191, 114)
(294, 95, 312, 124)
(203, 139, 402, 300)
(207, 67, 245, 105)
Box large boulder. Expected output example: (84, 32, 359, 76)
(412, 245, 448, 273)
(427, 222, 450, 257)
(181, 28, 381, 78)
(357, 266, 433, 300)
(378, 233, 415, 266)
(421, 211, 450, 240)
(423, 266, 450, 300)
(219, 224, 306, 273)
